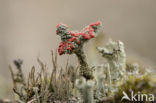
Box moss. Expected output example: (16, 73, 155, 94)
(114, 74, 156, 103)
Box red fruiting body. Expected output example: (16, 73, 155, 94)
(58, 36, 78, 55)
(58, 42, 64, 55)
(56, 23, 62, 29)
(78, 40, 80, 44)
(56, 30, 58, 34)
(90, 21, 101, 26)
(70, 31, 79, 37)
(57, 21, 101, 55)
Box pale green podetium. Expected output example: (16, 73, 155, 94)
(97, 39, 126, 81)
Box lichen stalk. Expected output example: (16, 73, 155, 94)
(75, 77, 95, 103)
(75, 47, 93, 79)
(56, 21, 101, 80)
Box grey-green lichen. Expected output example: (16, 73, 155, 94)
(57, 21, 101, 80)
(75, 77, 95, 103)
(97, 39, 126, 81)
(7, 21, 155, 103)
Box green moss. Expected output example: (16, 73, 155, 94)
(114, 74, 156, 103)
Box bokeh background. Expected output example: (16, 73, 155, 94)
(0, 0, 156, 99)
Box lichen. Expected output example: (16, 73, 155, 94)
(7, 21, 156, 103)
(57, 21, 101, 80)
(75, 77, 95, 103)
(97, 39, 126, 81)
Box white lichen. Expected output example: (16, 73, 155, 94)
(97, 39, 126, 81)
(93, 64, 106, 97)
(75, 77, 95, 103)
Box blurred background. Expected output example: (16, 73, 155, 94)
(0, 0, 156, 99)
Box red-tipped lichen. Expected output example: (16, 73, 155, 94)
(57, 21, 101, 55)
(56, 21, 101, 79)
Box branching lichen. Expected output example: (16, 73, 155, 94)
(56, 21, 101, 80)
(97, 39, 126, 81)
